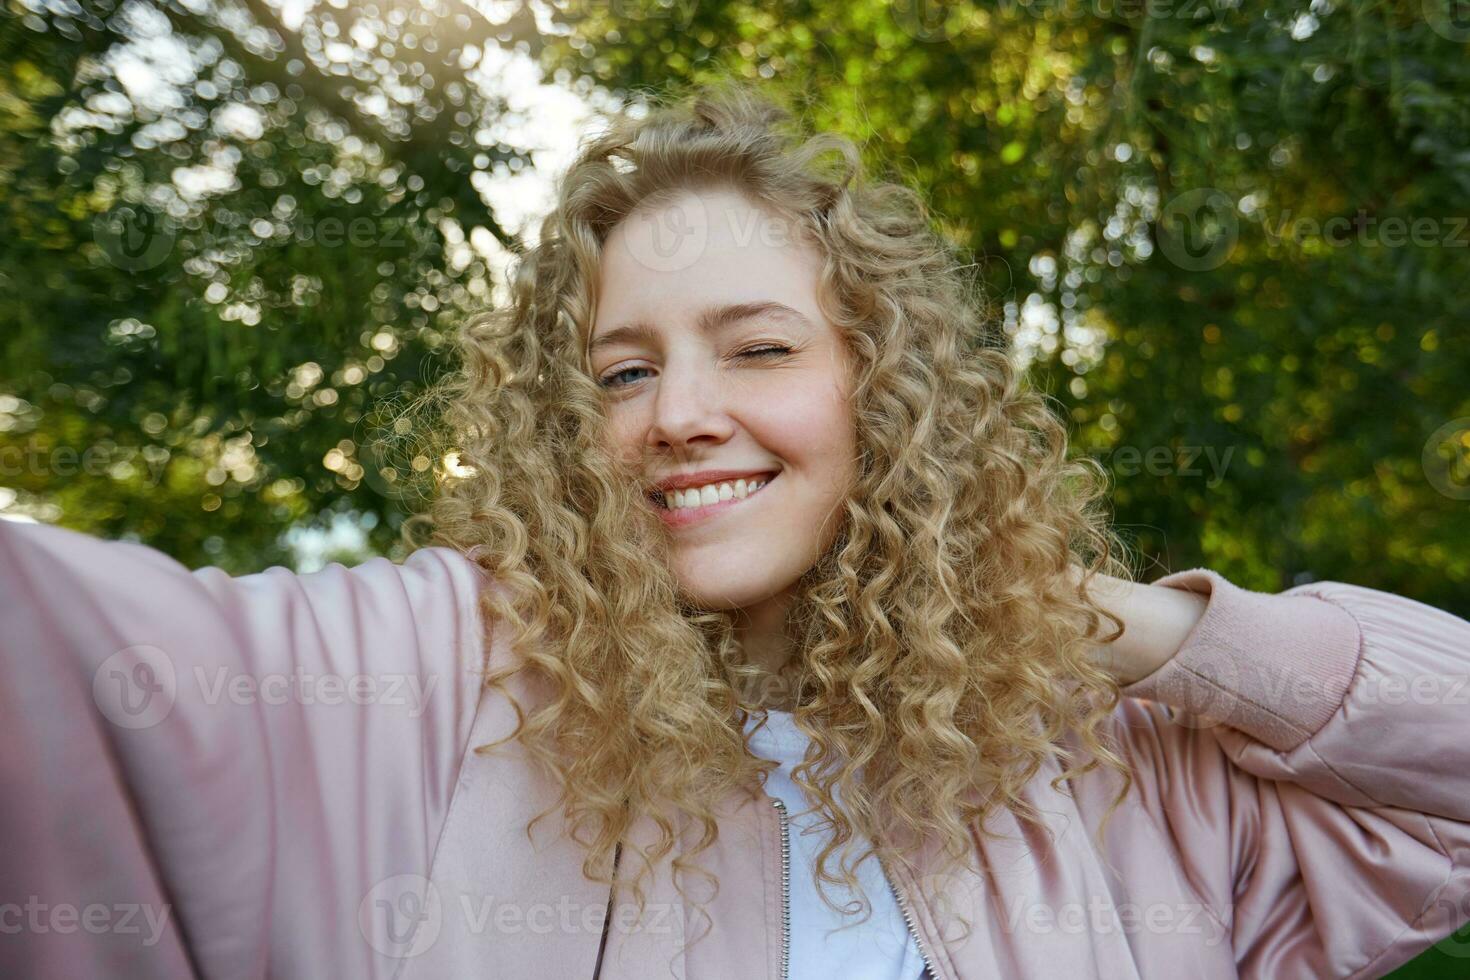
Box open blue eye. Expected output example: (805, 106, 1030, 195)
(598, 366, 653, 389)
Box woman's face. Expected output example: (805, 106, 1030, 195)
(589, 185, 858, 616)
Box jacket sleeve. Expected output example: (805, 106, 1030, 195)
(1109, 568, 1470, 979)
(0, 519, 489, 980)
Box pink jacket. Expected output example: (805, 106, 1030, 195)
(2, 519, 1469, 979)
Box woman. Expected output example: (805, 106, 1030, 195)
(2, 81, 1468, 980)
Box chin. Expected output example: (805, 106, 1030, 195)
(672, 564, 795, 614)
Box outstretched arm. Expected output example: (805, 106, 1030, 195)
(0, 520, 489, 979)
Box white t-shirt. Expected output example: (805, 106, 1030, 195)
(744, 710, 928, 980)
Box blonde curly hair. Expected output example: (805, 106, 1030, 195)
(414, 76, 1136, 933)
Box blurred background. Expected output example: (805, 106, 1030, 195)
(1, 0, 1467, 967)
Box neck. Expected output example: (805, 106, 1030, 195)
(733, 588, 800, 710)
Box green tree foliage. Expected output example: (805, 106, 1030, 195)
(1, 0, 550, 569)
(5, 0, 1467, 600)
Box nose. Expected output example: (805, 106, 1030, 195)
(645, 351, 736, 455)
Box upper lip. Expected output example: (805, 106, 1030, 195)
(647, 469, 779, 495)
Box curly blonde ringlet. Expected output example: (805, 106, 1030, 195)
(412, 76, 1138, 939)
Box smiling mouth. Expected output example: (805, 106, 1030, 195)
(648, 472, 778, 514)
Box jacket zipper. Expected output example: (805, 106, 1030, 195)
(770, 794, 939, 980)
(770, 798, 791, 980)
(881, 859, 943, 980)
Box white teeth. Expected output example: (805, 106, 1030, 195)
(663, 476, 770, 511)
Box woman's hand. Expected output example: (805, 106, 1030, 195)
(1068, 564, 1209, 686)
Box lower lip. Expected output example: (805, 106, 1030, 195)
(651, 474, 778, 528)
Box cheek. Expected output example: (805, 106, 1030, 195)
(600, 406, 645, 462)
(763, 388, 855, 481)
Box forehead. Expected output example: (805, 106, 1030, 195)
(592, 186, 826, 335)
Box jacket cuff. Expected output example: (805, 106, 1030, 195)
(1118, 568, 1364, 753)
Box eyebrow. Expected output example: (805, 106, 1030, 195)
(587, 301, 815, 358)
